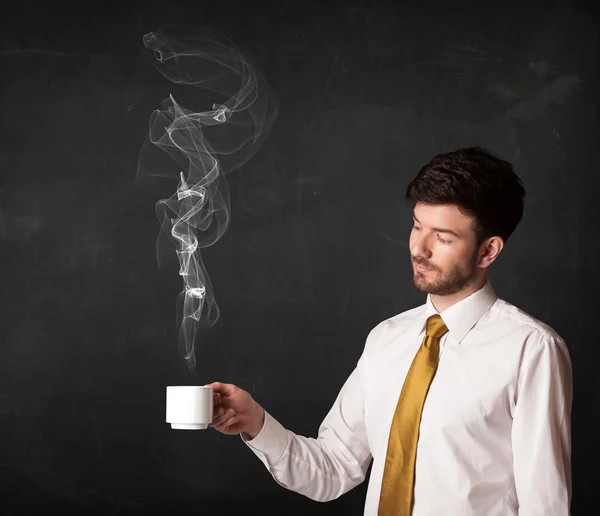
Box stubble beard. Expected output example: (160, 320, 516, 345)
(412, 252, 479, 296)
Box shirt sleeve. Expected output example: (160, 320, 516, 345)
(240, 350, 373, 502)
(512, 332, 573, 514)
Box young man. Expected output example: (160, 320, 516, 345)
(206, 147, 573, 515)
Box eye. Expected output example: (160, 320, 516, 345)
(436, 234, 450, 244)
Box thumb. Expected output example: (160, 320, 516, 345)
(204, 382, 236, 396)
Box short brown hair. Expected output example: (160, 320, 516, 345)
(405, 147, 526, 245)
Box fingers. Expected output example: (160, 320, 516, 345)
(204, 382, 236, 396)
(205, 382, 237, 407)
(209, 405, 229, 426)
(205, 382, 240, 413)
(218, 413, 241, 434)
(209, 407, 239, 433)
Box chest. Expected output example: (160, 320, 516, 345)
(364, 335, 520, 455)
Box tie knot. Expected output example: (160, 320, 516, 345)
(426, 314, 448, 339)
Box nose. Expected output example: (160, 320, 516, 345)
(410, 229, 432, 261)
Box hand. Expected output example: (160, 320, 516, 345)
(204, 382, 265, 439)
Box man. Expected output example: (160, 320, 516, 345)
(206, 147, 573, 515)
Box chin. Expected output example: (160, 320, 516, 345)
(414, 276, 478, 297)
(412, 275, 434, 293)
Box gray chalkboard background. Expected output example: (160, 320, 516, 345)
(1, 0, 598, 514)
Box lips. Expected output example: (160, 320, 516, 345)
(414, 262, 433, 272)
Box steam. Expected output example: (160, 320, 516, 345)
(136, 26, 278, 369)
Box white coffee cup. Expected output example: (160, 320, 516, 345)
(166, 386, 213, 430)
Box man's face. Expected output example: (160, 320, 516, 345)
(409, 203, 482, 296)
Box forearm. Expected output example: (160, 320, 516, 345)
(243, 410, 368, 502)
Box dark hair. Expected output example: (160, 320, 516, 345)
(405, 147, 526, 245)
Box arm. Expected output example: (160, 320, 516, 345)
(242, 352, 372, 502)
(512, 333, 573, 514)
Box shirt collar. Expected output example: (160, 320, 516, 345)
(423, 279, 498, 344)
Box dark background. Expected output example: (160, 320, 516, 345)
(1, 0, 598, 514)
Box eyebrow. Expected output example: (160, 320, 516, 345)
(413, 215, 462, 239)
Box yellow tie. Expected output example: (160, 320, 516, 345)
(378, 314, 449, 516)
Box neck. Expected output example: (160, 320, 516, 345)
(430, 275, 487, 313)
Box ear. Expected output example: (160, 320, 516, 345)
(478, 236, 504, 268)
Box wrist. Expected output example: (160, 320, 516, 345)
(246, 403, 265, 440)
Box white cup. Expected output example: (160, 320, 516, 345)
(166, 386, 213, 430)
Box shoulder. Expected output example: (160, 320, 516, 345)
(490, 298, 562, 341)
(489, 297, 571, 362)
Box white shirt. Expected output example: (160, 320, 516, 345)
(242, 280, 573, 515)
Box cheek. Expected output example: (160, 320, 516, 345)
(438, 246, 469, 268)
(428, 245, 456, 268)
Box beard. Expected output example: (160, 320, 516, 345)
(412, 250, 479, 296)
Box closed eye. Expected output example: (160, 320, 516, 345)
(414, 224, 451, 244)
